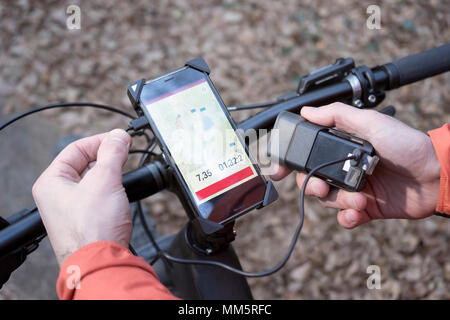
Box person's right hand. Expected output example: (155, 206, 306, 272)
(271, 103, 441, 229)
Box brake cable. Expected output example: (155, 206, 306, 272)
(0, 102, 135, 132)
(227, 100, 279, 111)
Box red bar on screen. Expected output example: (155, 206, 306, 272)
(195, 166, 254, 201)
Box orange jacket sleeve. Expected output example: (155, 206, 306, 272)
(428, 123, 450, 216)
(56, 241, 179, 300)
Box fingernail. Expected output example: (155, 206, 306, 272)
(344, 210, 357, 225)
(109, 129, 130, 148)
(302, 106, 316, 112)
(348, 197, 360, 210)
(310, 180, 321, 196)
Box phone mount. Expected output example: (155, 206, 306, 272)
(127, 57, 278, 255)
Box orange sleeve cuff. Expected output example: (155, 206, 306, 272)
(428, 123, 450, 216)
(56, 241, 179, 300)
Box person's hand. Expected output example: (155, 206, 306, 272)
(271, 103, 441, 229)
(32, 129, 132, 265)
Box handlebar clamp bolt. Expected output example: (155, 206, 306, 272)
(353, 99, 363, 108)
(368, 94, 376, 103)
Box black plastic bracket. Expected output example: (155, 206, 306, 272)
(127, 78, 146, 115)
(297, 58, 355, 95)
(185, 57, 211, 74)
(194, 215, 224, 235)
(260, 181, 279, 208)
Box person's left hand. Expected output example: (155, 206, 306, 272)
(32, 129, 132, 265)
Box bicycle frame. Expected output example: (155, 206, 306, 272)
(154, 226, 253, 299)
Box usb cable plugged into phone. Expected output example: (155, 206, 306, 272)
(125, 116, 150, 133)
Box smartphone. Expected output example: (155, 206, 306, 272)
(137, 65, 268, 224)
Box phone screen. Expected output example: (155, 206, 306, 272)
(140, 67, 266, 223)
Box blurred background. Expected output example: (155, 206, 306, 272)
(0, 0, 449, 299)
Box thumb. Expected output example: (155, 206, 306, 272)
(300, 103, 383, 140)
(91, 129, 131, 185)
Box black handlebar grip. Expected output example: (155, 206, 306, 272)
(383, 43, 450, 89)
(122, 161, 167, 203)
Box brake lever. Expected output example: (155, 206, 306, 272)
(379, 105, 396, 116)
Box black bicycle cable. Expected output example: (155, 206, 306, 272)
(136, 198, 174, 269)
(227, 101, 279, 111)
(129, 149, 158, 157)
(227, 92, 301, 112)
(137, 155, 355, 277)
(0, 102, 135, 132)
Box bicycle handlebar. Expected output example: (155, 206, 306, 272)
(384, 43, 450, 89)
(0, 211, 46, 257)
(239, 43, 450, 131)
(123, 161, 167, 202)
(237, 81, 354, 132)
(237, 68, 390, 131)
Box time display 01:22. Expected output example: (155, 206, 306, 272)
(195, 154, 245, 182)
